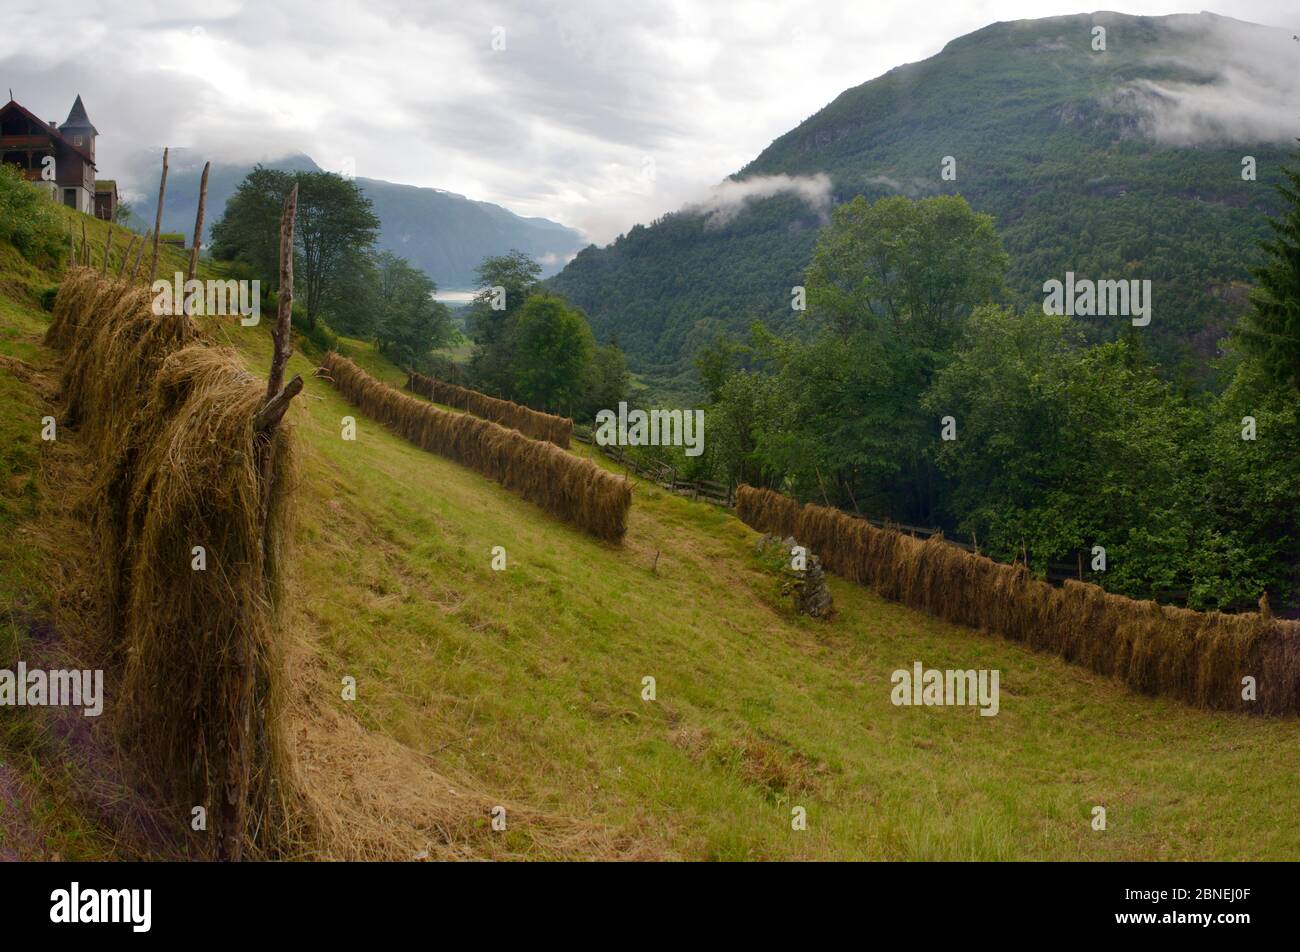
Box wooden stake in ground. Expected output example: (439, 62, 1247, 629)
(80, 220, 88, 270)
(266, 183, 298, 402)
(148, 147, 169, 282)
(130, 230, 150, 281)
(102, 226, 113, 275)
(68, 223, 77, 267)
(187, 161, 210, 283)
(117, 234, 138, 279)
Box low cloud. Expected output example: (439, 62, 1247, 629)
(1119, 14, 1300, 146)
(686, 172, 833, 226)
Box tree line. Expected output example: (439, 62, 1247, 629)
(210, 166, 455, 369)
(685, 162, 1300, 611)
(210, 167, 629, 418)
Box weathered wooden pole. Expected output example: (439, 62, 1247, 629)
(148, 147, 169, 282)
(216, 183, 300, 864)
(68, 222, 77, 267)
(102, 226, 113, 275)
(131, 230, 151, 281)
(80, 221, 88, 269)
(188, 160, 210, 284)
(266, 183, 298, 401)
(117, 234, 138, 279)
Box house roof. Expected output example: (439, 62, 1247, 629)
(60, 94, 97, 136)
(95, 179, 118, 194)
(0, 99, 96, 167)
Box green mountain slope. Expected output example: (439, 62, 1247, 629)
(549, 11, 1297, 397)
(124, 150, 585, 289)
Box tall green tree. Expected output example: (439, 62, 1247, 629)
(294, 172, 381, 329)
(209, 168, 381, 329)
(577, 341, 631, 420)
(804, 194, 1007, 344)
(1236, 145, 1300, 394)
(467, 250, 542, 394)
(505, 293, 594, 412)
(372, 251, 454, 368)
(209, 165, 295, 282)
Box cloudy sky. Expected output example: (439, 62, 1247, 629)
(3, 0, 1298, 244)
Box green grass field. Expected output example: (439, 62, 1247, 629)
(3, 209, 1299, 860)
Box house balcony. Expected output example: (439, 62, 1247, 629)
(0, 135, 55, 151)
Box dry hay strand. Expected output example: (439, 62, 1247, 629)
(326, 354, 630, 540)
(407, 370, 573, 448)
(734, 484, 1300, 716)
(291, 697, 656, 861)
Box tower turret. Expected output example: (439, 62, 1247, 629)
(58, 94, 97, 160)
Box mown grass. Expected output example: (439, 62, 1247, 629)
(0, 255, 119, 859)
(211, 315, 1300, 860)
(3, 203, 1300, 859)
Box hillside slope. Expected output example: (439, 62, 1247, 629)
(549, 11, 1298, 397)
(3, 218, 1300, 859)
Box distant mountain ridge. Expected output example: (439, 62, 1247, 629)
(121, 150, 585, 290)
(548, 11, 1299, 398)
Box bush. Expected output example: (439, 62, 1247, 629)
(39, 285, 60, 312)
(0, 165, 65, 264)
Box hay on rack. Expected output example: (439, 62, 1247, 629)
(406, 370, 573, 448)
(735, 485, 1300, 715)
(327, 354, 628, 540)
(47, 269, 308, 857)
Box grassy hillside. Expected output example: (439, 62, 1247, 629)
(550, 11, 1296, 398)
(3, 210, 1300, 859)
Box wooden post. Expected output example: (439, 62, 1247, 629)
(130, 230, 150, 281)
(68, 223, 77, 267)
(148, 147, 169, 282)
(117, 234, 138, 279)
(102, 226, 113, 275)
(80, 221, 88, 269)
(188, 161, 210, 283)
(266, 184, 298, 401)
(218, 183, 300, 864)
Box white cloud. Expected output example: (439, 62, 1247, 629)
(685, 173, 833, 226)
(3, 1, 1299, 244)
(1117, 14, 1300, 145)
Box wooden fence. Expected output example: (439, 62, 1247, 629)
(573, 427, 734, 507)
(576, 421, 1262, 613)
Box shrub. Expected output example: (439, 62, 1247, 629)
(0, 164, 66, 264)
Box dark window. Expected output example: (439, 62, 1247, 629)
(63, 188, 77, 208)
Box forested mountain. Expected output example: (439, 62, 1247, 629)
(122, 150, 585, 289)
(548, 11, 1298, 398)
